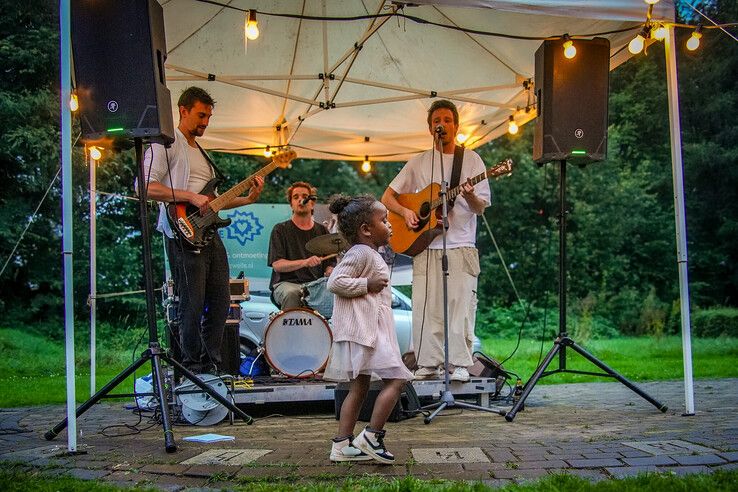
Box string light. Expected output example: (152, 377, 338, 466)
(686, 24, 703, 51)
(652, 24, 667, 41)
(628, 27, 648, 55)
(361, 156, 371, 173)
(562, 34, 576, 59)
(456, 133, 468, 145)
(264, 145, 272, 158)
(507, 116, 518, 135)
(89, 146, 102, 161)
(245, 10, 259, 41)
(69, 93, 79, 112)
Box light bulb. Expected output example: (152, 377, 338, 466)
(644, 0, 660, 4)
(507, 116, 518, 135)
(456, 133, 468, 144)
(686, 31, 702, 51)
(628, 34, 645, 54)
(69, 93, 79, 112)
(652, 25, 667, 41)
(245, 10, 259, 41)
(264, 145, 272, 158)
(89, 146, 102, 161)
(563, 40, 576, 59)
(361, 157, 371, 173)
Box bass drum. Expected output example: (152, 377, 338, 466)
(263, 308, 332, 378)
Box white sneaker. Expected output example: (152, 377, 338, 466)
(330, 436, 372, 462)
(414, 366, 442, 380)
(353, 428, 395, 465)
(450, 367, 470, 382)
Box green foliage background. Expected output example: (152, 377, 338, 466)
(1, 1, 737, 342)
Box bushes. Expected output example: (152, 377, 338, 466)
(479, 302, 738, 339)
(690, 307, 738, 337)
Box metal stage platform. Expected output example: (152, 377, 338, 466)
(229, 376, 502, 408)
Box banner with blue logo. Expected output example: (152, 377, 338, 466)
(218, 204, 337, 291)
(218, 204, 290, 290)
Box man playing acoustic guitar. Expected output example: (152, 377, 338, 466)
(381, 100, 491, 382)
(144, 86, 264, 375)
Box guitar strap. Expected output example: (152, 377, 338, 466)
(195, 142, 225, 181)
(448, 145, 464, 209)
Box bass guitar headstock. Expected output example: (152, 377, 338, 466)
(272, 149, 297, 168)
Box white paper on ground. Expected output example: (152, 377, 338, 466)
(182, 433, 235, 443)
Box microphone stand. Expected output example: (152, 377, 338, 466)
(421, 129, 506, 424)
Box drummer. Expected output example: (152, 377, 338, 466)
(268, 181, 337, 309)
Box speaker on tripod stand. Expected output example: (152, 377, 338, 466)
(46, 0, 252, 453)
(505, 37, 668, 422)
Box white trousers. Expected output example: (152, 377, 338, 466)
(412, 247, 480, 369)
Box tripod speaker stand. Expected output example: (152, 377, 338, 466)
(504, 160, 668, 422)
(45, 138, 253, 452)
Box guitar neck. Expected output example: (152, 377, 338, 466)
(209, 160, 278, 211)
(429, 169, 488, 210)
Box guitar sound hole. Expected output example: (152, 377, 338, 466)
(418, 202, 431, 220)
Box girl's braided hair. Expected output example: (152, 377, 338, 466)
(328, 194, 377, 244)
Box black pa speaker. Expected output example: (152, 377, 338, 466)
(71, 0, 174, 145)
(533, 37, 610, 165)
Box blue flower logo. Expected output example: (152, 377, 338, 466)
(222, 210, 263, 245)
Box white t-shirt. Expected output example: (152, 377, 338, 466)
(143, 128, 215, 237)
(185, 143, 213, 193)
(388, 147, 491, 249)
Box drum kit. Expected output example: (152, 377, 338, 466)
(258, 232, 348, 379)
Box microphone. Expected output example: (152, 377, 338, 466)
(301, 195, 318, 206)
(434, 125, 447, 136)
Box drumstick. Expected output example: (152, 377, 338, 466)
(319, 253, 338, 261)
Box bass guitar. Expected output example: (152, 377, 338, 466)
(387, 158, 513, 256)
(167, 150, 296, 249)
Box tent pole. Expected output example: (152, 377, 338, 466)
(665, 25, 695, 416)
(89, 152, 96, 397)
(60, 0, 77, 451)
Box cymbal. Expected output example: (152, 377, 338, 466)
(305, 233, 349, 256)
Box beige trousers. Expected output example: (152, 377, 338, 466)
(412, 247, 480, 369)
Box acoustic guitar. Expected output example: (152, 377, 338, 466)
(167, 150, 296, 249)
(387, 158, 513, 256)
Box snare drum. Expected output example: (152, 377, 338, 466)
(263, 308, 332, 378)
(301, 277, 334, 319)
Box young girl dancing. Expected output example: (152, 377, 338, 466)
(324, 194, 413, 465)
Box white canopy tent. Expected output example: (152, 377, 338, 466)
(60, 0, 695, 452)
(161, 0, 675, 161)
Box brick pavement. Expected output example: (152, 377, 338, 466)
(1, 378, 737, 489)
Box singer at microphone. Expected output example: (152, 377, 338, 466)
(301, 194, 318, 206)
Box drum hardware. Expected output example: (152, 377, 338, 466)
(305, 232, 349, 256)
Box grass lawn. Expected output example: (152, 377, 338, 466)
(0, 328, 147, 408)
(1, 327, 737, 407)
(0, 464, 736, 491)
(480, 336, 738, 383)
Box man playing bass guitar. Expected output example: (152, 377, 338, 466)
(381, 99, 491, 382)
(144, 86, 264, 375)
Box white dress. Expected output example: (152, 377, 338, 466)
(323, 245, 413, 382)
